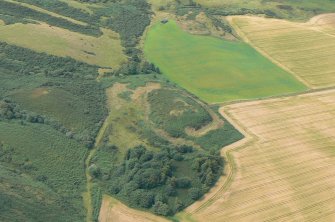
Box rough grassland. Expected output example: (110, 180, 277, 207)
(229, 14, 335, 89)
(183, 89, 335, 222)
(144, 21, 306, 103)
(0, 22, 126, 68)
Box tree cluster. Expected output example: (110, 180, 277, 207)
(97, 145, 223, 216)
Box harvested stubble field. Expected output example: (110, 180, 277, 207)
(184, 89, 335, 222)
(228, 14, 335, 88)
(99, 195, 169, 222)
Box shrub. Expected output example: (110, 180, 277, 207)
(189, 187, 201, 200)
(153, 201, 170, 216)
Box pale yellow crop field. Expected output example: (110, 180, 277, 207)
(229, 14, 335, 88)
(183, 89, 335, 222)
(99, 195, 169, 222)
(0, 23, 126, 68)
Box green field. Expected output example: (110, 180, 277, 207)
(144, 21, 307, 103)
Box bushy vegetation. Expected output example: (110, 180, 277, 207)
(194, 120, 244, 151)
(97, 0, 158, 75)
(0, 165, 84, 222)
(16, 0, 151, 46)
(0, 13, 31, 25)
(165, 0, 335, 21)
(91, 183, 103, 222)
(0, 121, 87, 221)
(17, 0, 94, 23)
(90, 75, 243, 216)
(0, 1, 251, 219)
(0, 0, 101, 36)
(95, 145, 223, 216)
(147, 87, 244, 151)
(13, 0, 157, 75)
(0, 42, 107, 148)
(148, 88, 212, 138)
(0, 41, 109, 221)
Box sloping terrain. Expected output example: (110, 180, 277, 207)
(229, 14, 335, 88)
(184, 89, 335, 221)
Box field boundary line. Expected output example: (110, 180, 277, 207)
(226, 16, 311, 88)
(212, 85, 335, 106)
(185, 105, 258, 215)
(185, 87, 335, 217)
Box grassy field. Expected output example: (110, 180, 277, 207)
(182, 89, 335, 221)
(0, 22, 126, 68)
(229, 14, 335, 89)
(144, 20, 306, 103)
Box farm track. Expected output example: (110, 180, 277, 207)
(228, 14, 335, 89)
(184, 88, 335, 222)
